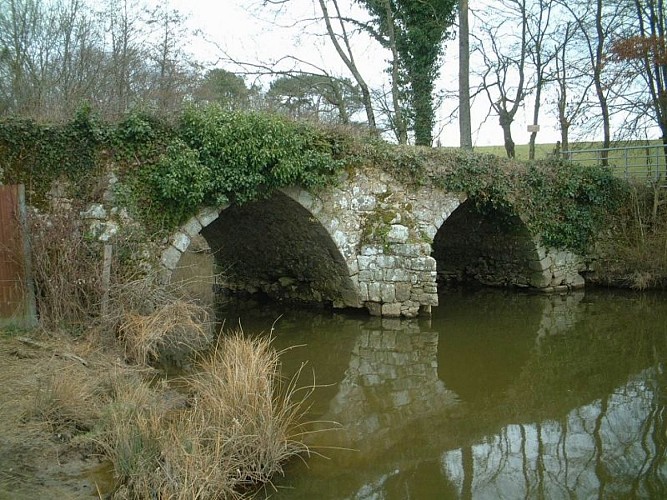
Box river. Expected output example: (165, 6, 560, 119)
(216, 287, 667, 499)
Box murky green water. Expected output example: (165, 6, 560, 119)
(218, 287, 667, 499)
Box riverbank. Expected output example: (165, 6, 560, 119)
(0, 318, 314, 499)
(0, 333, 116, 498)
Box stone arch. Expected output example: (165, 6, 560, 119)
(430, 200, 586, 291)
(159, 190, 361, 309)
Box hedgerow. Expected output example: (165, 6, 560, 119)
(0, 105, 628, 252)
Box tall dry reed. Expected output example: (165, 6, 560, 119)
(85, 329, 315, 499)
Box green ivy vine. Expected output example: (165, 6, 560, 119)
(0, 105, 629, 253)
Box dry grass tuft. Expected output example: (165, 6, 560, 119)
(183, 330, 313, 487)
(29, 363, 102, 434)
(118, 298, 212, 365)
(80, 329, 315, 499)
(90, 371, 167, 495)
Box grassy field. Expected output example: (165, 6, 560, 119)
(475, 140, 667, 182)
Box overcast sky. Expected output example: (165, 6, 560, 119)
(162, 0, 563, 150)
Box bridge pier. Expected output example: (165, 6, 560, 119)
(356, 243, 438, 317)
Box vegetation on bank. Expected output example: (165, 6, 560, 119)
(0, 187, 319, 498)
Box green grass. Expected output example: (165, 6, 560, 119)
(474, 142, 557, 159)
(475, 140, 667, 182)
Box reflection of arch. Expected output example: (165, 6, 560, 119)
(159, 190, 360, 308)
(434, 289, 543, 404)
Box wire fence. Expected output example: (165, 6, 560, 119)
(562, 143, 667, 184)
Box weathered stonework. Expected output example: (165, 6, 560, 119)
(158, 165, 587, 317)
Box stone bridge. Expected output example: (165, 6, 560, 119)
(158, 166, 585, 317)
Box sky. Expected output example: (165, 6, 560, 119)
(163, 0, 563, 149)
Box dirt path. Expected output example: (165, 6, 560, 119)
(0, 335, 115, 499)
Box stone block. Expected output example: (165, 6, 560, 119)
(357, 255, 373, 271)
(171, 232, 191, 252)
(351, 194, 377, 211)
(359, 282, 369, 301)
(422, 257, 437, 271)
(333, 230, 348, 249)
(361, 245, 382, 256)
(160, 245, 182, 270)
(81, 203, 107, 220)
(368, 282, 382, 302)
(381, 283, 396, 302)
(196, 206, 220, 227)
(359, 270, 373, 281)
(382, 302, 402, 317)
(181, 217, 203, 238)
(387, 224, 409, 243)
(298, 190, 315, 210)
(395, 283, 411, 302)
(529, 269, 552, 288)
(423, 293, 439, 306)
(529, 256, 550, 271)
(385, 268, 410, 282)
(366, 302, 382, 316)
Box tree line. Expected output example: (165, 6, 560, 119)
(1, 0, 665, 158)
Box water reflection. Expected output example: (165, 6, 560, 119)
(442, 367, 667, 499)
(218, 289, 667, 498)
(322, 320, 459, 452)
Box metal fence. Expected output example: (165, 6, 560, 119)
(562, 144, 667, 183)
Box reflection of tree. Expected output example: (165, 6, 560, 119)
(442, 368, 667, 498)
(261, 290, 667, 498)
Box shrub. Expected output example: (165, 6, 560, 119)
(29, 207, 103, 330)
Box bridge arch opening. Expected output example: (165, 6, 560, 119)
(431, 200, 539, 289)
(184, 191, 358, 308)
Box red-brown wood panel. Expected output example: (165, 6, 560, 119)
(0, 185, 33, 324)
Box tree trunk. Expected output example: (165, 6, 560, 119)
(382, 0, 408, 144)
(458, 0, 472, 149)
(594, 0, 610, 165)
(499, 110, 516, 158)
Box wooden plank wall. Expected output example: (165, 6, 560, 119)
(0, 185, 37, 328)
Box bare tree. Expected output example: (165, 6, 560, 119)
(526, 0, 557, 160)
(145, 4, 197, 114)
(553, 21, 594, 153)
(558, 0, 630, 164)
(612, 0, 667, 157)
(475, 0, 529, 159)
(316, 0, 377, 130)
